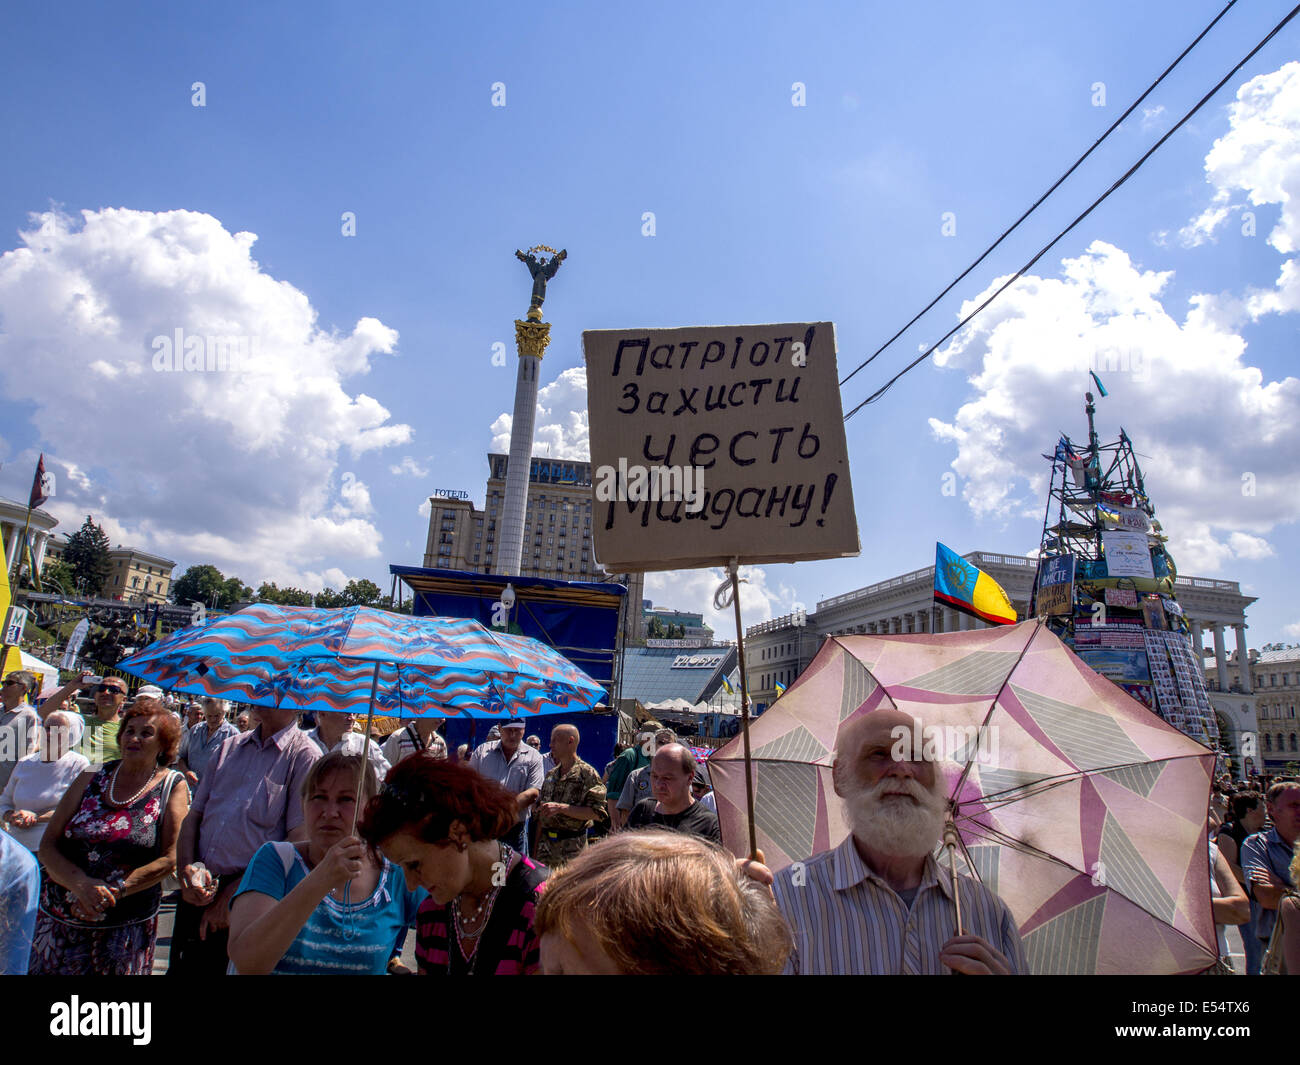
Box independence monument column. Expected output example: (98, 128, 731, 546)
(497, 245, 566, 576)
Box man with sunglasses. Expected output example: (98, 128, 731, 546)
(40, 671, 128, 766)
(0, 671, 40, 793)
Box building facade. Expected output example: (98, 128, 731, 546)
(1204, 648, 1298, 772)
(102, 547, 176, 604)
(0, 497, 58, 580)
(642, 604, 713, 642)
(421, 453, 644, 642)
(746, 550, 1260, 763)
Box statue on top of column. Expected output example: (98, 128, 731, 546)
(516, 246, 567, 320)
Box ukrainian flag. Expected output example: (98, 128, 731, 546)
(774, 680, 787, 697)
(933, 543, 1017, 626)
(721, 674, 735, 695)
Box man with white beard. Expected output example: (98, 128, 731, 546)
(772, 709, 1024, 974)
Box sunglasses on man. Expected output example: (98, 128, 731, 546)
(96, 684, 126, 695)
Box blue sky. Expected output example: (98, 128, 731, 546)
(1, 1, 1298, 644)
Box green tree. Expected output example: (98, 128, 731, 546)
(64, 516, 113, 596)
(341, 579, 384, 607)
(40, 557, 77, 595)
(647, 617, 665, 639)
(315, 587, 345, 608)
(173, 564, 227, 608)
(257, 582, 314, 606)
(220, 576, 252, 608)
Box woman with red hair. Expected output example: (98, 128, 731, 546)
(359, 755, 548, 975)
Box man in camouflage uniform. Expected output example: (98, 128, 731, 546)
(534, 724, 608, 868)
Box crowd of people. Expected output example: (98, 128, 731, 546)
(1, 664, 1297, 975)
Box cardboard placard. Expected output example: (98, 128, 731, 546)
(582, 323, 859, 571)
(1035, 555, 1074, 616)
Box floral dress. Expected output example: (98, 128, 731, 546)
(28, 763, 177, 976)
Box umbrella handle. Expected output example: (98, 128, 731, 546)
(352, 662, 382, 835)
(943, 819, 964, 938)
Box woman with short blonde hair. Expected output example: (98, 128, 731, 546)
(535, 829, 792, 974)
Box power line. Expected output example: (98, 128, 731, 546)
(844, 2, 1300, 420)
(839, 0, 1238, 391)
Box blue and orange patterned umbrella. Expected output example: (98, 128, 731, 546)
(117, 603, 605, 720)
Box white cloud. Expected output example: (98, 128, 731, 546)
(643, 564, 795, 642)
(417, 498, 431, 517)
(491, 366, 590, 459)
(1227, 531, 1274, 560)
(1188, 61, 1300, 312)
(1284, 621, 1300, 639)
(390, 456, 429, 477)
(929, 240, 1300, 574)
(1178, 200, 1231, 247)
(336, 472, 374, 516)
(0, 207, 410, 586)
(1141, 104, 1167, 131)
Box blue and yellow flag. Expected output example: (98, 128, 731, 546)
(933, 543, 1017, 626)
(721, 674, 735, 695)
(774, 680, 787, 697)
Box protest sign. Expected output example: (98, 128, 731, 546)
(583, 322, 859, 571)
(1035, 555, 1074, 616)
(1101, 530, 1155, 579)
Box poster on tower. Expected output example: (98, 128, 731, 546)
(582, 322, 859, 571)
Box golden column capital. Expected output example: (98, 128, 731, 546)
(514, 319, 552, 359)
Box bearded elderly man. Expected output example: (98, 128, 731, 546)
(773, 709, 1025, 975)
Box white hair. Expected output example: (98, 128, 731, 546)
(840, 769, 948, 859)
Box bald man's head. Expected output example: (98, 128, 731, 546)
(832, 709, 938, 795)
(550, 723, 580, 760)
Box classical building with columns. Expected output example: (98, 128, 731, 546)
(746, 550, 1260, 761)
(1204, 647, 1297, 773)
(0, 496, 58, 580)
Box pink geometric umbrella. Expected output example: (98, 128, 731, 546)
(710, 619, 1217, 975)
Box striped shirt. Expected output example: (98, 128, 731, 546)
(1241, 827, 1296, 942)
(191, 720, 321, 876)
(414, 854, 547, 975)
(381, 724, 447, 767)
(772, 835, 1026, 975)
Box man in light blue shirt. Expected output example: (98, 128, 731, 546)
(1241, 780, 1300, 952)
(470, 716, 545, 852)
(178, 698, 240, 786)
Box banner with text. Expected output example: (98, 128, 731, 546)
(583, 322, 859, 570)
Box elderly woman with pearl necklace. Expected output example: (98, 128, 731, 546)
(32, 696, 188, 975)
